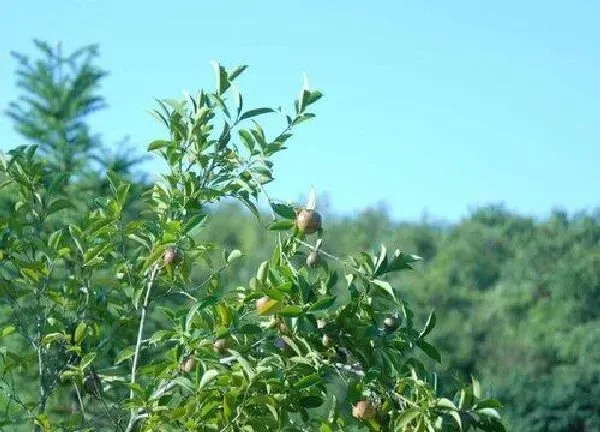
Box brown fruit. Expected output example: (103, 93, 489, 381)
(213, 338, 228, 353)
(278, 320, 289, 334)
(322, 334, 332, 347)
(181, 355, 196, 373)
(306, 250, 320, 267)
(383, 316, 398, 332)
(296, 209, 322, 234)
(163, 247, 181, 265)
(352, 400, 376, 420)
(274, 337, 287, 351)
(83, 372, 101, 396)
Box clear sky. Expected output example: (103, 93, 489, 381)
(1, 1, 599, 222)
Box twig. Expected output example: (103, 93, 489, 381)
(292, 238, 342, 262)
(125, 262, 161, 432)
(73, 383, 85, 419)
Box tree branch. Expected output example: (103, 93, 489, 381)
(125, 262, 160, 432)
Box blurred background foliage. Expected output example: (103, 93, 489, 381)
(1, 40, 599, 431)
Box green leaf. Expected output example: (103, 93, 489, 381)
(256, 298, 280, 316)
(238, 129, 255, 152)
(472, 375, 481, 399)
(227, 249, 243, 263)
(436, 398, 457, 410)
(477, 407, 501, 419)
(388, 250, 422, 272)
(416, 340, 441, 363)
(115, 346, 136, 365)
(211, 61, 229, 95)
(372, 279, 396, 300)
(239, 107, 275, 121)
(396, 408, 420, 429)
(293, 374, 321, 389)
(278, 305, 304, 317)
(147, 140, 170, 151)
(256, 260, 269, 283)
(80, 352, 96, 370)
(69, 225, 85, 255)
(271, 202, 296, 219)
(228, 64, 248, 82)
(267, 219, 295, 231)
(47, 197, 73, 214)
(228, 349, 256, 381)
(48, 230, 63, 251)
(199, 369, 220, 389)
(474, 399, 503, 410)
(419, 310, 436, 339)
(183, 213, 207, 237)
(300, 395, 323, 408)
(74, 322, 87, 344)
(308, 296, 336, 311)
(1, 326, 16, 337)
(449, 411, 462, 430)
(41, 333, 66, 346)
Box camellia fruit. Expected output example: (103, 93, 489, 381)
(383, 316, 398, 332)
(163, 247, 181, 265)
(278, 320, 289, 334)
(295, 209, 322, 234)
(274, 337, 287, 351)
(306, 250, 320, 267)
(213, 339, 228, 353)
(83, 372, 101, 396)
(181, 355, 196, 373)
(352, 400, 376, 420)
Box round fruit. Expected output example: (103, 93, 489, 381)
(296, 209, 322, 235)
(278, 320, 289, 334)
(383, 316, 398, 332)
(181, 355, 196, 372)
(274, 337, 287, 350)
(213, 339, 228, 353)
(322, 334, 332, 347)
(352, 400, 376, 420)
(83, 372, 101, 396)
(306, 250, 320, 267)
(163, 247, 181, 265)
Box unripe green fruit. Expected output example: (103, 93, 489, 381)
(296, 209, 322, 234)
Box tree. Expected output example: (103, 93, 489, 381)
(0, 43, 503, 431)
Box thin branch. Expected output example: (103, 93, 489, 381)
(73, 383, 85, 419)
(125, 262, 160, 432)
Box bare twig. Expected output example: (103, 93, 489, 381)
(125, 262, 161, 432)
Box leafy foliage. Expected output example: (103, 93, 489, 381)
(0, 42, 504, 431)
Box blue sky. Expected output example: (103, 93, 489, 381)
(1, 1, 599, 222)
